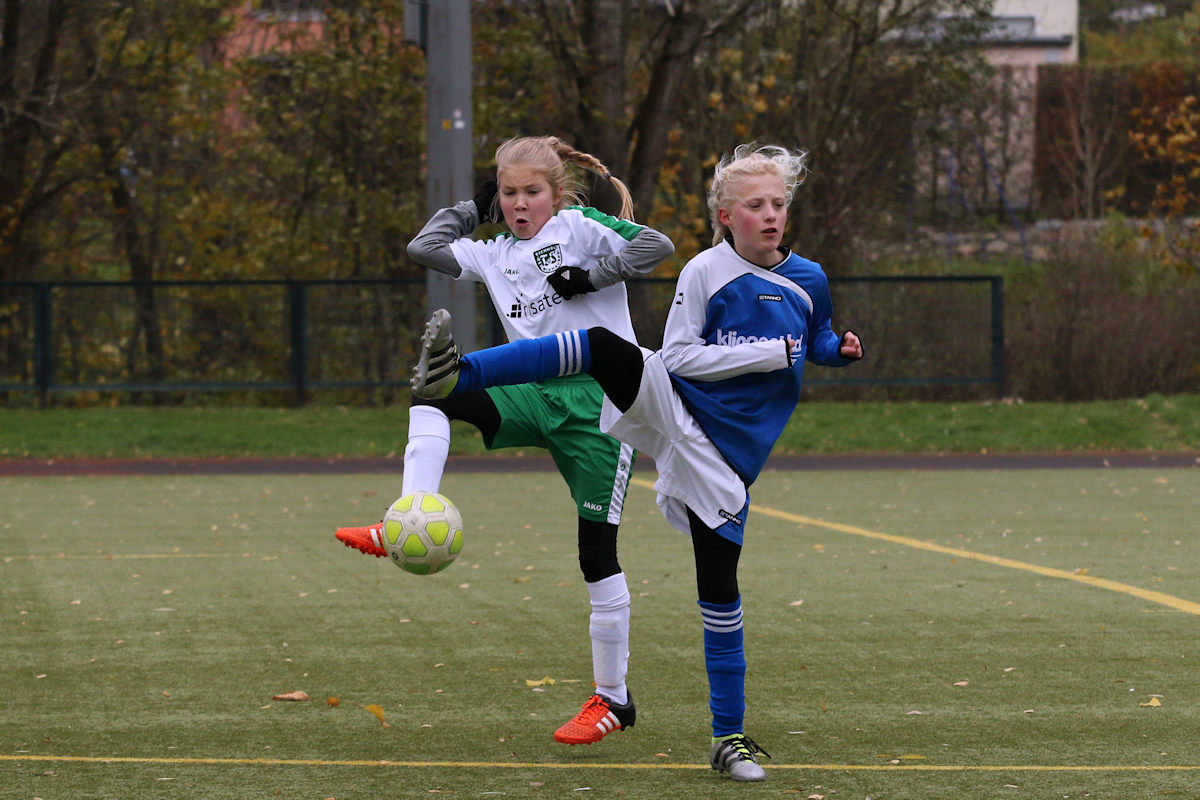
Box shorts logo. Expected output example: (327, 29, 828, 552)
(758, 293, 782, 302)
(718, 509, 744, 526)
(582, 501, 604, 512)
(533, 244, 564, 274)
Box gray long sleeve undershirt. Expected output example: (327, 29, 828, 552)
(405, 201, 674, 285)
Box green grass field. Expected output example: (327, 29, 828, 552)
(2, 393, 1199, 460)
(5, 465, 1200, 798)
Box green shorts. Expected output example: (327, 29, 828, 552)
(485, 374, 635, 524)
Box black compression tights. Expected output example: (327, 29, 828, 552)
(411, 390, 501, 441)
(577, 518, 621, 583)
(688, 507, 742, 605)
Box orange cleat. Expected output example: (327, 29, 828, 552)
(553, 693, 636, 745)
(335, 522, 388, 558)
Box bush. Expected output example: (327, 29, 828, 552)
(1004, 227, 1200, 400)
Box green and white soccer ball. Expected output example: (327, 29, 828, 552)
(382, 491, 465, 575)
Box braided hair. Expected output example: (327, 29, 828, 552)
(493, 136, 636, 221)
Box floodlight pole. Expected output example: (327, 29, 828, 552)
(408, 0, 476, 351)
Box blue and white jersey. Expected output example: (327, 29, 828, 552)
(660, 239, 851, 485)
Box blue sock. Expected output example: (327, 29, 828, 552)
(454, 329, 591, 394)
(699, 597, 746, 738)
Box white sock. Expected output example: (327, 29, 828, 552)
(587, 572, 631, 706)
(402, 405, 451, 495)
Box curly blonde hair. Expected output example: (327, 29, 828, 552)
(708, 143, 808, 246)
(491, 136, 636, 221)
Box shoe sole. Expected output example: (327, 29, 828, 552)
(412, 310, 454, 398)
(554, 723, 630, 746)
(335, 530, 387, 558)
(553, 695, 635, 745)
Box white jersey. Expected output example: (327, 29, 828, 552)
(450, 207, 642, 344)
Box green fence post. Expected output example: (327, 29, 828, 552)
(990, 276, 1006, 398)
(33, 283, 52, 409)
(288, 281, 309, 407)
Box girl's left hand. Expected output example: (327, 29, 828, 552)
(840, 331, 863, 360)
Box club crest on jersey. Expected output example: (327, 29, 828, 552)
(533, 244, 564, 274)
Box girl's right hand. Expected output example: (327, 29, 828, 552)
(472, 181, 498, 224)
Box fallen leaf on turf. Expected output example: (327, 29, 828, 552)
(526, 676, 556, 687)
(1140, 697, 1162, 707)
(953, 681, 969, 687)
(364, 704, 389, 726)
(327, 697, 339, 707)
(906, 710, 924, 715)
(272, 691, 310, 701)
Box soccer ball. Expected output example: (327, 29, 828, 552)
(382, 491, 464, 575)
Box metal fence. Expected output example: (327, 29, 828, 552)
(0, 276, 1003, 406)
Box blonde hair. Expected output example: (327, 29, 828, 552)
(492, 136, 636, 221)
(708, 143, 808, 246)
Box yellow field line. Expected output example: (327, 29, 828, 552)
(2, 754, 1198, 771)
(629, 477, 1200, 617)
(5, 553, 266, 561)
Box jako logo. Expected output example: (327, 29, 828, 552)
(714, 329, 796, 346)
(582, 501, 604, 512)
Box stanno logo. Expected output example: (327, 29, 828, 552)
(718, 508, 744, 526)
(533, 244, 564, 274)
(757, 293, 783, 302)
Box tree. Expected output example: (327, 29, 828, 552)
(667, 0, 994, 267)
(473, 0, 994, 273)
(474, 0, 757, 222)
(1131, 87, 1200, 273)
(0, 0, 76, 282)
(1035, 65, 1133, 219)
(227, 0, 426, 279)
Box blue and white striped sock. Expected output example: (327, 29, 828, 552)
(699, 597, 746, 738)
(455, 329, 591, 394)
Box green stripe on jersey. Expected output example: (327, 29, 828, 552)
(570, 206, 643, 241)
